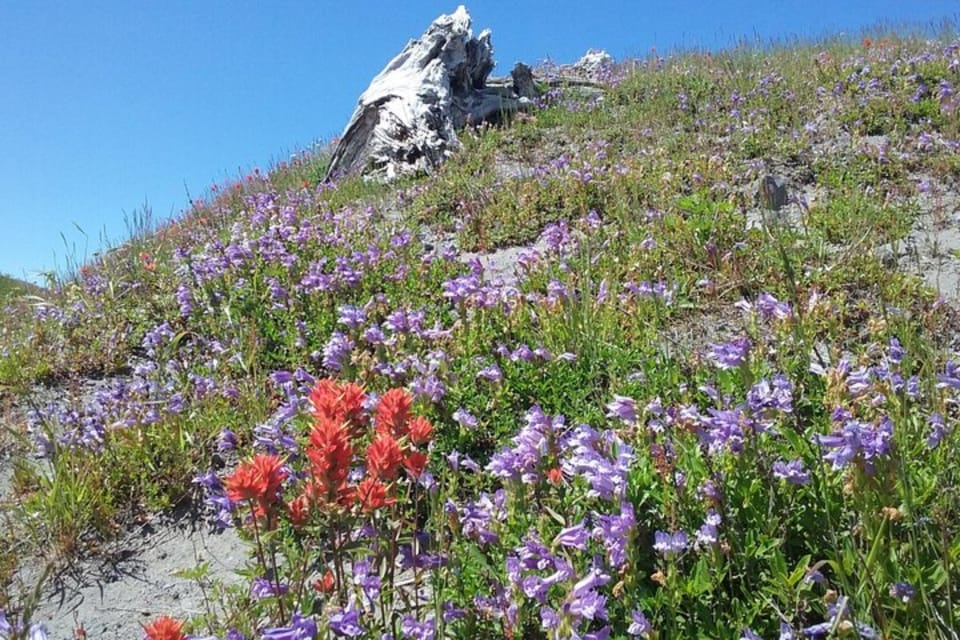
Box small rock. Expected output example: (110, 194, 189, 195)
(757, 175, 789, 210)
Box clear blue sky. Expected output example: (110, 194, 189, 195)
(2, 1, 957, 282)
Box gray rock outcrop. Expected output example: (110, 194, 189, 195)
(325, 6, 537, 181)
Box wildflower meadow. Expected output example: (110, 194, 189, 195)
(3, 26, 960, 640)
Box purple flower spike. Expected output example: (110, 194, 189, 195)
(653, 530, 689, 557)
(772, 459, 811, 485)
(261, 611, 317, 640)
(329, 605, 364, 637)
(606, 395, 638, 424)
(706, 337, 752, 369)
(628, 609, 652, 636)
(553, 523, 590, 550)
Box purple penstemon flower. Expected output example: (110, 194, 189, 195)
(937, 360, 960, 390)
(329, 604, 364, 637)
(889, 581, 916, 603)
(606, 394, 638, 424)
(817, 416, 893, 472)
(322, 331, 354, 372)
(352, 559, 381, 603)
(252, 576, 288, 599)
(696, 509, 722, 548)
(653, 530, 689, 558)
(926, 413, 951, 449)
(747, 374, 793, 420)
(487, 406, 564, 483)
(337, 304, 367, 330)
(561, 424, 633, 500)
(706, 337, 752, 369)
(755, 292, 793, 320)
(476, 363, 504, 382)
(772, 458, 811, 485)
(400, 614, 436, 640)
(0, 610, 48, 640)
(261, 612, 318, 640)
(802, 596, 877, 639)
(628, 609, 652, 636)
(593, 502, 636, 568)
(458, 490, 505, 545)
(452, 407, 478, 430)
(553, 523, 590, 550)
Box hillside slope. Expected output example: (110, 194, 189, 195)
(2, 29, 960, 639)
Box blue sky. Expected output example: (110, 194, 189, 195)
(2, 1, 957, 282)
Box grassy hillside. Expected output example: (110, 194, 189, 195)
(3, 27, 960, 638)
(0, 274, 40, 304)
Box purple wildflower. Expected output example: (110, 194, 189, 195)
(487, 406, 563, 483)
(802, 596, 877, 639)
(452, 407, 478, 430)
(553, 523, 590, 550)
(322, 331, 354, 372)
(772, 459, 811, 485)
(707, 337, 752, 369)
(938, 360, 960, 390)
(628, 609, 652, 636)
(606, 395, 638, 424)
(400, 615, 436, 640)
(337, 304, 366, 330)
(216, 428, 238, 452)
(561, 424, 634, 500)
(927, 413, 951, 449)
(889, 581, 916, 603)
(175, 283, 194, 317)
(252, 577, 288, 599)
(477, 363, 504, 382)
(817, 416, 893, 471)
(261, 612, 318, 640)
(352, 559, 381, 603)
(653, 530, 689, 558)
(755, 292, 793, 320)
(593, 502, 636, 568)
(696, 509, 722, 548)
(329, 605, 364, 637)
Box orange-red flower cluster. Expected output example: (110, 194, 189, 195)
(310, 378, 367, 438)
(375, 388, 412, 438)
(139, 251, 156, 272)
(231, 379, 437, 530)
(307, 414, 355, 507)
(357, 475, 395, 512)
(367, 433, 404, 480)
(223, 453, 287, 518)
(143, 616, 187, 640)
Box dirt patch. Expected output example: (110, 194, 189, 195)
(19, 515, 244, 640)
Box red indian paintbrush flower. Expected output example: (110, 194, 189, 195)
(408, 415, 434, 445)
(287, 493, 311, 527)
(223, 453, 287, 504)
(403, 450, 429, 479)
(143, 616, 187, 640)
(313, 569, 336, 593)
(337, 381, 367, 436)
(375, 388, 413, 438)
(307, 416, 354, 503)
(367, 434, 404, 480)
(309, 378, 341, 420)
(310, 378, 367, 437)
(357, 475, 395, 512)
